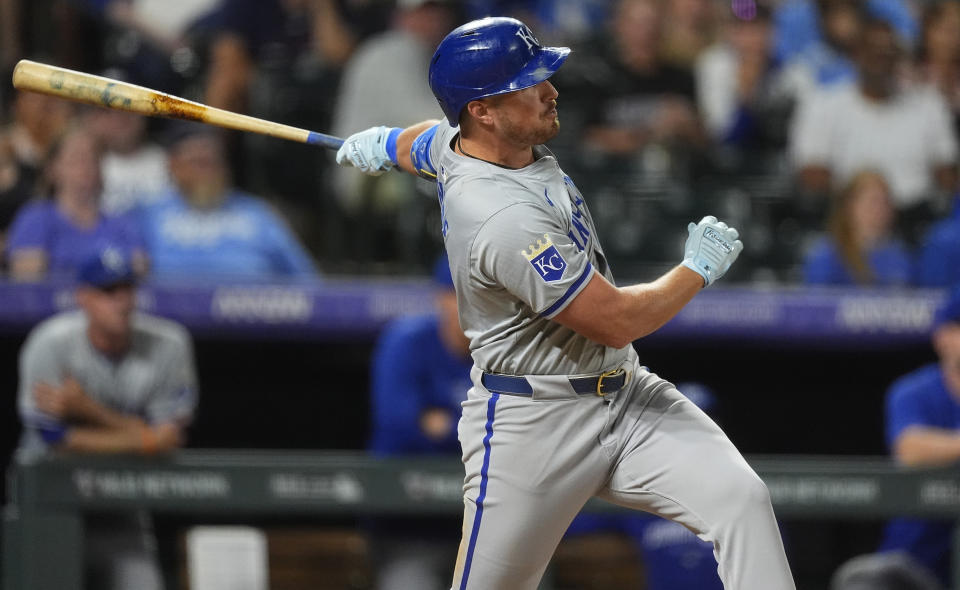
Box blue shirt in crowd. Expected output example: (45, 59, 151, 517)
(137, 191, 317, 281)
(368, 313, 473, 455)
(802, 237, 912, 287)
(916, 200, 960, 289)
(773, 0, 917, 66)
(565, 512, 723, 590)
(879, 364, 960, 586)
(4, 200, 143, 276)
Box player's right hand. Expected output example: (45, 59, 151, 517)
(335, 126, 396, 176)
(681, 215, 744, 286)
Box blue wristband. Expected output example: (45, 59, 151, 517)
(39, 422, 68, 445)
(385, 127, 403, 165)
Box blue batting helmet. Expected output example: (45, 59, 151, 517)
(428, 17, 570, 126)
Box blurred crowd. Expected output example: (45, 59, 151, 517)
(2, 0, 960, 286)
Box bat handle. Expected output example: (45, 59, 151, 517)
(306, 131, 344, 150)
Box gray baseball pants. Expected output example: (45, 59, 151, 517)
(450, 361, 796, 590)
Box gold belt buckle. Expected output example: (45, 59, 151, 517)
(596, 368, 626, 397)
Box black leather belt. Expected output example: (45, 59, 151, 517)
(481, 368, 628, 397)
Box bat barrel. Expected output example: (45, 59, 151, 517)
(11, 59, 344, 150)
(13, 59, 196, 117)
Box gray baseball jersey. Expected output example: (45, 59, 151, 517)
(427, 122, 633, 376)
(17, 310, 198, 459)
(414, 121, 795, 590)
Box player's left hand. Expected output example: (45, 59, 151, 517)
(681, 215, 744, 286)
(335, 126, 396, 176)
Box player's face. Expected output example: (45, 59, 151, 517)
(77, 284, 136, 340)
(935, 324, 960, 397)
(488, 80, 560, 146)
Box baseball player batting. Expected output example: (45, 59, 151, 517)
(336, 17, 796, 590)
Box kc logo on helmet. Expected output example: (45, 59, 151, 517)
(515, 26, 539, 51)
(522, 233, 566, 283)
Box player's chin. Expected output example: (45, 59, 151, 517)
(541, 115, 560, 138)
(548, 120, 561, 140)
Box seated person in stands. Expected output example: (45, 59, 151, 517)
(15, 247, 198, 590)
(876, 288, 960, 587)
(694, 3, 785, 151)
(0, 133, 34, 258)
(367, 255, 473, 590)
(137, 124, 318, 281)
(562, 383, 725, 590)
(802, 170, 911, 286)
(558, 0, 703, 158)
(788, 18, 958, 244)
(4, 127, 147, 280)
(915, 194, 960, 288)
(83, 106, 172, 215)
(0, 89, 76, 248)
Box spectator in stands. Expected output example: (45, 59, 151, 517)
(2, 87, 74, 238)
(913, 0, 960, 139)
(773, 0, 916, 67)
(84, 106, 172, 215)
(14, 247, 198, 590)
(200, 0, 377, 223)
(802, 170, 911, 287)
(332, 0, 455, 215)
(367, 255, 472, 590)
(98, 0, 219, 92)
(915, 195, 960, 288)
(772, 0, 864, 107)
(876, 288, 960, 587)
(330, 0, 455, 266)
(0, 129, 34, 255)
(789, 18, 958, 241)
(560, 0, 702, 158)
(562, 384, 726, 590)
(137, 125, 318, 281)
(4, 127, 147, 280)
(2, 89, 74, 195)
(660, 0, 717, 70)
(202, 0, 357, 115)
(695, 3, 786, 150)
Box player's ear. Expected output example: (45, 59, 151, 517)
(464, 100, 494, 126)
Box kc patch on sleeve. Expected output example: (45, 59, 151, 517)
(522, 233, 566, 282)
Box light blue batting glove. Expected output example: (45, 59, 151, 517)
(335, 126, 401, 176)
(681, 215, 744, 286)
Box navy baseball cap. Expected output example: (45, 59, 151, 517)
(77, 248, 137, 289)
(432, 254, 454, 290)
(934, 288, 960, 331)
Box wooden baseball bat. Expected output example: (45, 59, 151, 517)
(11, 59, 344, 150)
